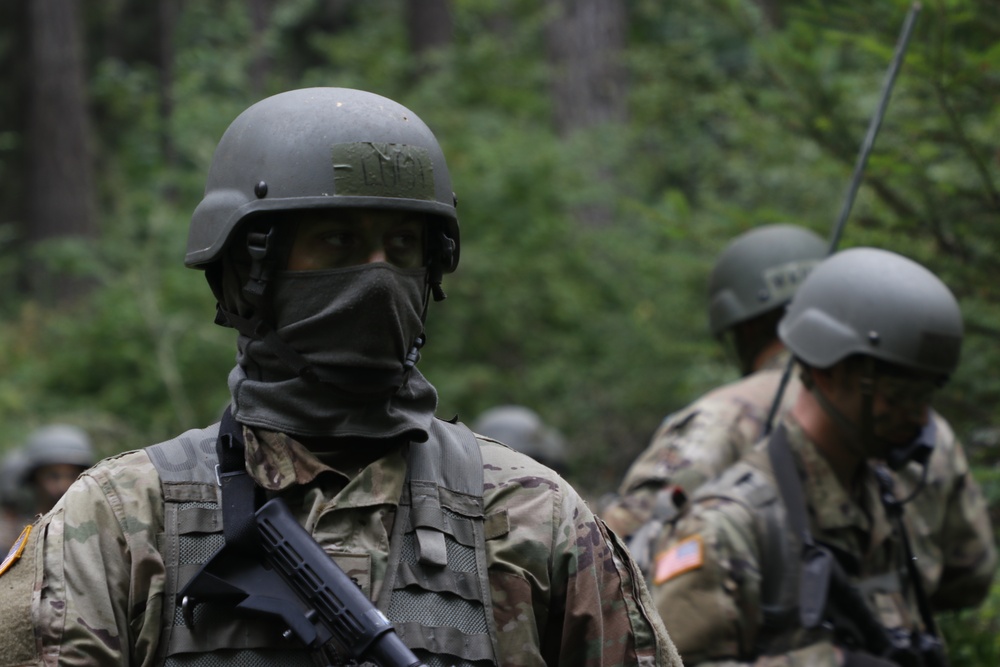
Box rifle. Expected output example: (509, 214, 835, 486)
(179, 497, 426, 667)
(763, 2, 923, 436)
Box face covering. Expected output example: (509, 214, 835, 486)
(229, 263, 438, 441)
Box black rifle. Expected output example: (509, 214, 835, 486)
(762, 2, 923, 436)
(821, 544, 947, 667)
(179, 497, 426, 667)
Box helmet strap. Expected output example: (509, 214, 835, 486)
(800, 361, 871, 462)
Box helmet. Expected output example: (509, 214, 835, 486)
(185, 87, 459, 271)
(779, 248, 963, 377)
(23, 424, 95, 478)
(472, 406, 567, 471)
(708, 224, 827, 337)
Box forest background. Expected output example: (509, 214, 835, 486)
(0, 0, 997, 660)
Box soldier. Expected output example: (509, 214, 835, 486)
(0, 447, 31, 550)
(0, 88, 680, 667)
(601, 224, 826, 558)
(21, 423, 94, 515)
(472, 405, 569, 475)
(651, 248, 996, 665)
(600, 225, 995, 613)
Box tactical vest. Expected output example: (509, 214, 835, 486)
(145, 419, 499, 667)
(690, 443, 919, 656)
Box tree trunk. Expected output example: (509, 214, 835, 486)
(406, 0, 453, 75)
(159, 0, 178, 199)
(249, 0, 273, 99)
(545, 0, 628, 135)
(26, 0, 96, 302)
(545, 0, 628, 228)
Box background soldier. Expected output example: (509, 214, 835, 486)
(601, 224, 826, 555)
(600, 225, 995, 610)
(21, 423, 94, 516)
(0, 447, 31, 550)
(472, 404, 568, 475)
(651, 247, 996, 665)
(0, 88, 679, 667)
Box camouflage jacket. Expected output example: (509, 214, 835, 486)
(650, 416, 987, 665)
(0, 422, 680, 667)
(601, 355, 996, 612)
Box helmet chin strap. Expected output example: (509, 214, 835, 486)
(800, 357, 886, 463)
(801, 359, 936, 487)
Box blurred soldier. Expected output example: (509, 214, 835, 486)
(0, 447, 31, 550)
(22, 424, 94, 515)
(600, 225, 995, 619)
(652, 248, 996, 665)
(0, 88, 679, 666)
(602, 224, 825, 555)
(472, 405, 568, 475)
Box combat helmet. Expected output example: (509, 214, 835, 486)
(472, 406, 567, 473)
(778, 248, 962, 377)
(186, 87, 459, 280)
(708, 224, 827, 337)
(22, 424, 94, 479)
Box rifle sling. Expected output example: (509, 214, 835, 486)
(768, 425, 832, 630)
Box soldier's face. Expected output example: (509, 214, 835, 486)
(34, 463, 85, 510)
(830, 362, 935, 448)
(286, 210, 425, 271)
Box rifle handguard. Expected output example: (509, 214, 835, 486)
(256, 498, 427, 667)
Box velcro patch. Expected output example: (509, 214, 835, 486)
(0, 525, 32, 576)
(653, 535, 703, 584)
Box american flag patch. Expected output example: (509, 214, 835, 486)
(653, 535, 704, 584)
(0, 525, 31, 577)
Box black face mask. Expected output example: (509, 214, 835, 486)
(268, 263, 427, 392)
(229, 263, 438, 441)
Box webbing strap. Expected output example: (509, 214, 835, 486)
(217, 407, 260, 554)
(410, 421, 484, 567)
(767, 426, 833, 630)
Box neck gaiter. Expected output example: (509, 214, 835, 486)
(229, 263, 437, 440)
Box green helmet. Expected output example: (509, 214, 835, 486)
(23, 424, 95, 478)
(778, 248, 963, 377)
(185, 87, 459, 271)
(472, 406, 567, 471)
(708, 224, 827, 337)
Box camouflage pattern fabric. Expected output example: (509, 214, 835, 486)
(0, 425, 680, 667)
(601, 352, 794, 539)
(601, 353, 996, 613)
(650, 416, 978, 665)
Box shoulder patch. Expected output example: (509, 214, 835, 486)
(653, 535, 703, 584)
(0, 525, 32, 576)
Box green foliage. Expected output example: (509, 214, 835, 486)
(0, 0, 995, 551)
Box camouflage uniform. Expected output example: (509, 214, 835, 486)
(601, 355, 995, 613)
(651, 415, 995, 665)
(601, 353, 794, 539)
(0, 423, 680, 667)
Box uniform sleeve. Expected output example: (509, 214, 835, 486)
(929, 435, 997, 610)
(22, 453, 165, 667)
(549, 483, 682, 667)
(651, 498, 841, 666)
(601, 401, 750, 539)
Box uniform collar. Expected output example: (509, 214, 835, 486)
(782, 415, 891, 544)
(241, 425, 409, 509)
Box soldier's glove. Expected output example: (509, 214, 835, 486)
(839, 649, 900, 667)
